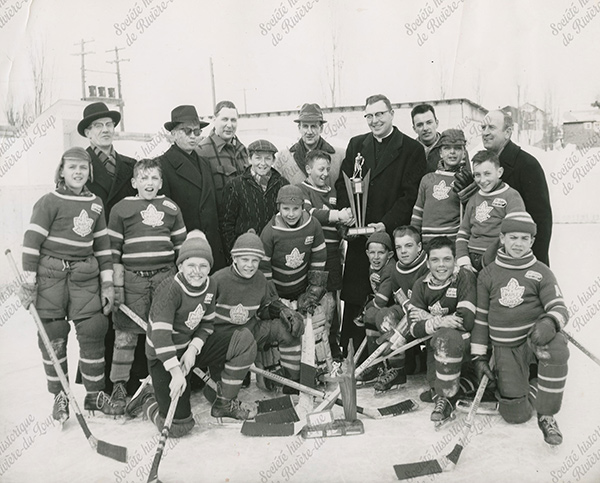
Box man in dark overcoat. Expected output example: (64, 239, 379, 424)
(335, 94, 426, 354)
(157, 105, 226, 271)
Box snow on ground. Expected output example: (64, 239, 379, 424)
(1, 224, 600, 483)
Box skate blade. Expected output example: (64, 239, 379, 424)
(373, 383, 406, 397)
(434, 413, 457, 431)
(211, 417, 245, 427)
(455, 399, 499, 415)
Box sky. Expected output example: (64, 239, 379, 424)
(1, 0, 599, 132)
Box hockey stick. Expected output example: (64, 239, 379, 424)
(393, 374, 490, 479)
(147, 392, 180, 483)
(368, 334, 432, 368)
(119, 303, 148, 331)
(562, 331, 600, 367)
(5, 249, 128, 463)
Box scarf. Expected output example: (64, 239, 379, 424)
(290, 137, 336, 176)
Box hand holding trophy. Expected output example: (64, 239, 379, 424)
(342, 153, 376, 236)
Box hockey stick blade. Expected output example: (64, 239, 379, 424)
(361, 399, 419, 419)
(6, 250, 128, 463)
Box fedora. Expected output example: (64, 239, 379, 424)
(294, 103, 327, 123)
(164, 105, 209, 131)
(77, 102, 121, 136)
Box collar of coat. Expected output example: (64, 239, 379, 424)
(498, 140, 520, 167)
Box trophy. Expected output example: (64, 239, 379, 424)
(342, 153, 375, 236)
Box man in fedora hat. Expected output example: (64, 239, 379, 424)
(196, 100, 248, 207)
(273, 103, 344, 186)
(158, 105, 227, 271)
(78, 101, 141, 397)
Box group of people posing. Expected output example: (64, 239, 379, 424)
(18, 93, 569, 446)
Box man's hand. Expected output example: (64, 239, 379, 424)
(473, 356, 495, 383)
(367, 222, 386, 233)
(425, 314, 463, 333)
(169, 366, 186, 399)
(336, 207, 355, 226)
(101, 282, 114, 316)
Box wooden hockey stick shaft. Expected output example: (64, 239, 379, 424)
(366, 335, 432, 369)
(5, 249, 128, 463)
(147, 392, 180, 483)
(119, 303, 148, 331)
(563, 331, 600, 367)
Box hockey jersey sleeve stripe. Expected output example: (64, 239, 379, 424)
(163, 356, 179, 371)
(125, 235, 172, 244)
(311, 242, 326, 252)
(471, 342, 488, 355)
(107, 229, 123, 239)
(171, 227, 186, 236)
(22, 246, 40, 256)
(93, 228, 109, 238)
(94, 249, 112, 258)
(547, 310, 567, 329)
(189, 338, 204, 353)
(490, 334, 529, 343)
(477, 308, 489, 314)
(27, 223, 49, 236)
(474, 319, 488, 326)
(151, 322, 173, 331)
(544, 298, 565, 311)
(46, 236, 93, 248)
(457, 300, 476, 313)
(311, 261, 326, 267)
(273, 274, 308, 287)
(155, 345, 177, 355)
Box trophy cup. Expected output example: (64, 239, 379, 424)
(342, 153, 375, 236)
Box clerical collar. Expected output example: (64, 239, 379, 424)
(374, 128, 394, 143)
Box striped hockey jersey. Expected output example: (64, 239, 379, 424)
(108, 195, 186, 271)
(456, 182, 526, 265)
(211, 264, 278, 329)
(259, 211, 327, 300)
(389, 251, 430, 304)
(370, 258, 396, 308)
(146, 272, 216, 371)
(471, 249, 568, 355)
(409, 266, 477, 338)
(298, 180, 341, 249)
(411, 170, 461, 242)
(22, 188, 112, 279)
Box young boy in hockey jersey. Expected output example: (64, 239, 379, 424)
(126, 231, 258, 434)
(220, 139, 289, 258)
(107, 158, 187, 410)
(358, 226, 429, 391)
(411, 129, 467, 244)
(259, 185, 329, 382)
(20, 147, 120, 421)
(299, 149, 354, 360)
(210, 231, 305, 390)
(472, 213, 569, 445)
(456, 150, 526, 272)
(407, 236, 477, 425)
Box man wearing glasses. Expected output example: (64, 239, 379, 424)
(78, 102, 139, 398)
(335, 94, 427, 355)
(158, 105, 227, 271)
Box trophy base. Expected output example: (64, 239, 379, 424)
(348, 226, 376, 236)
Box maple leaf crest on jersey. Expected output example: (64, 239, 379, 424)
(499, 278, 525, 308)
(230, 303, 250, 325)
(185, 304, 205, 330)
(475, 201, 493, 223)
(432, 180, 451, 200)
(429, 301, 449, 316)
(285, 247, 305, 269)
(72, 209, 94, 237)
(141, 204, 165, 227)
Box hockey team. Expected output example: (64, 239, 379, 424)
(17, 98, 568, 450)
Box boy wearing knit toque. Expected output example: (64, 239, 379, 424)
(211, 230, 306, 390)
(126, 231, 258, 433)
(472, 212, 569, 445)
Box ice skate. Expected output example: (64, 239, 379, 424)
(84, 391, 125, 417)
(356, 362, 383, 387)
(538, 415, 563, 446)
(52, 390, 69, 427)
(211, 383, 255, 424)
(110, 381, 128, 412)
(125, 383, 154, 418)
(374, 367, 406, 396)
(431, 396, 456, 430)
(419, 387, 436, 403)
(455, 398, 499, 415)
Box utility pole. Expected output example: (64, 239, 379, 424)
(209, 57, 216, 112)
(107, 47, 130, 131)
(72, 39, 95, 100)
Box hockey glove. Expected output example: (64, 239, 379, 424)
(113, 286, 125, 311)
(280, 307, 305, 338)
(297, 270, 328, 315)
(528, 317, 557, 346)
(18, 282, 38, 309)
(112, 263, 125, 311)
(473, 355, 495, 383)
(101, 281, 115, 316)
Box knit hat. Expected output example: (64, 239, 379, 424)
(231, 230, 265, 259)
(177, 230, 214, 266)
(276, 185, 304, 205)
(500, 212, 537, 236)
(366, 232, 393, 252)
(439, 129, 466, 147)
(248, 139, 278, 155)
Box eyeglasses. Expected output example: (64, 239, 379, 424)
(178, 127, 202, 136)
(364, 110, 390, 121)
(90, 121, 115, 129)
